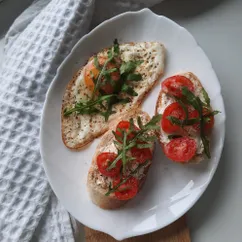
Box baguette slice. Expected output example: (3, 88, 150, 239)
(156, 72, 212, 163)
(87, 110, 155, 209)
(62, 42, 165, 150)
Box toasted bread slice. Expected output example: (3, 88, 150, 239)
(62, 42, 165, 150)
(87, 110, 155, 209)
(156, 72, 212, 163)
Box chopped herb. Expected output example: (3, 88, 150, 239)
(121, 83, 138, 96)
(126, 73, 142, 81)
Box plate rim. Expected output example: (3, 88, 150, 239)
(40, 8, 226, 240)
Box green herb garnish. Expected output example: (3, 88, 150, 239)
(167, 116, 199, 126)
(120, 60, 142, 75)
(105, 160, 150, 196)
(202, 87, 210, 106)
(63, 94, 116, 116)
(121, 83, 138, 96)
(181, 87, 210, 158)
(107, 114, 161, 171)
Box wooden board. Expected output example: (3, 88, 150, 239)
(84, 216, 190, 242)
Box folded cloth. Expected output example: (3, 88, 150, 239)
(0, 0, 162, 241)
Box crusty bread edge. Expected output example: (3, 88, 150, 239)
(155, 72, 208, 164)
(87, 109, 154, 209)
(61, 42, 165, 150)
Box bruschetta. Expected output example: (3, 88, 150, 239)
(156, 72, 220, 163)
(87, 110, 161, 209)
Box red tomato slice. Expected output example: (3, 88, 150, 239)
(131, 146, 152, 164)
(113, 177, 139, 200)
(115, 121, 139, 142)
(97, 152, 122, 177)
(189, 108, 214, 134)
(162, 75, 194, 97)
(161, 102, 186, 134)
(164, 137, 197, 162)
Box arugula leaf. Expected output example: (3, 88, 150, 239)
(181, 87, 211, 158)
(167, 116, 199, 126)
(126, 73, 142, 81)
(202, 88, 210, 106)
(204, 110, 221, 117)
(63, 94, 116, 116)
(120, 60, 142, 75)
(93, 56, 100, 70)
(201, 135, 211, 158)
(181, 87, 202, 114)
(105, 160, 150, 196)
(103, 68, 118, 75)
(122, 132, 128, 173)
(113, 140, 122, 149)
(121, 84, 138, 96)
(107, 50, 112, 59)
(137, 116, 144, 129)
(145, 114, 162, 129)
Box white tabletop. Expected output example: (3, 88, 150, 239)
(152, 0, 242, 241)
(0, 0, 241, 241)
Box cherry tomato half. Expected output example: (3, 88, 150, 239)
(162, 75, 194, 97)
(164, 137, 197, 162)
(113, 176, 139, 200)
(97, 152, 122, 177)
(161, 102, 186, 134)
(131, 146, 152, 164)
(115, 121, 139, 142)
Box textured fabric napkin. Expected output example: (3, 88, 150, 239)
(0, 0, 163, 241)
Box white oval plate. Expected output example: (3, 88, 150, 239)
(40, 9, 225, 241)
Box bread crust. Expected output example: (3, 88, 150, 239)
(87, 109, 154, 209)
(155, 72, 210, 164)
(61, 42, 165, 150)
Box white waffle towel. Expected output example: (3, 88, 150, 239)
(0, 0, 162, 241)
